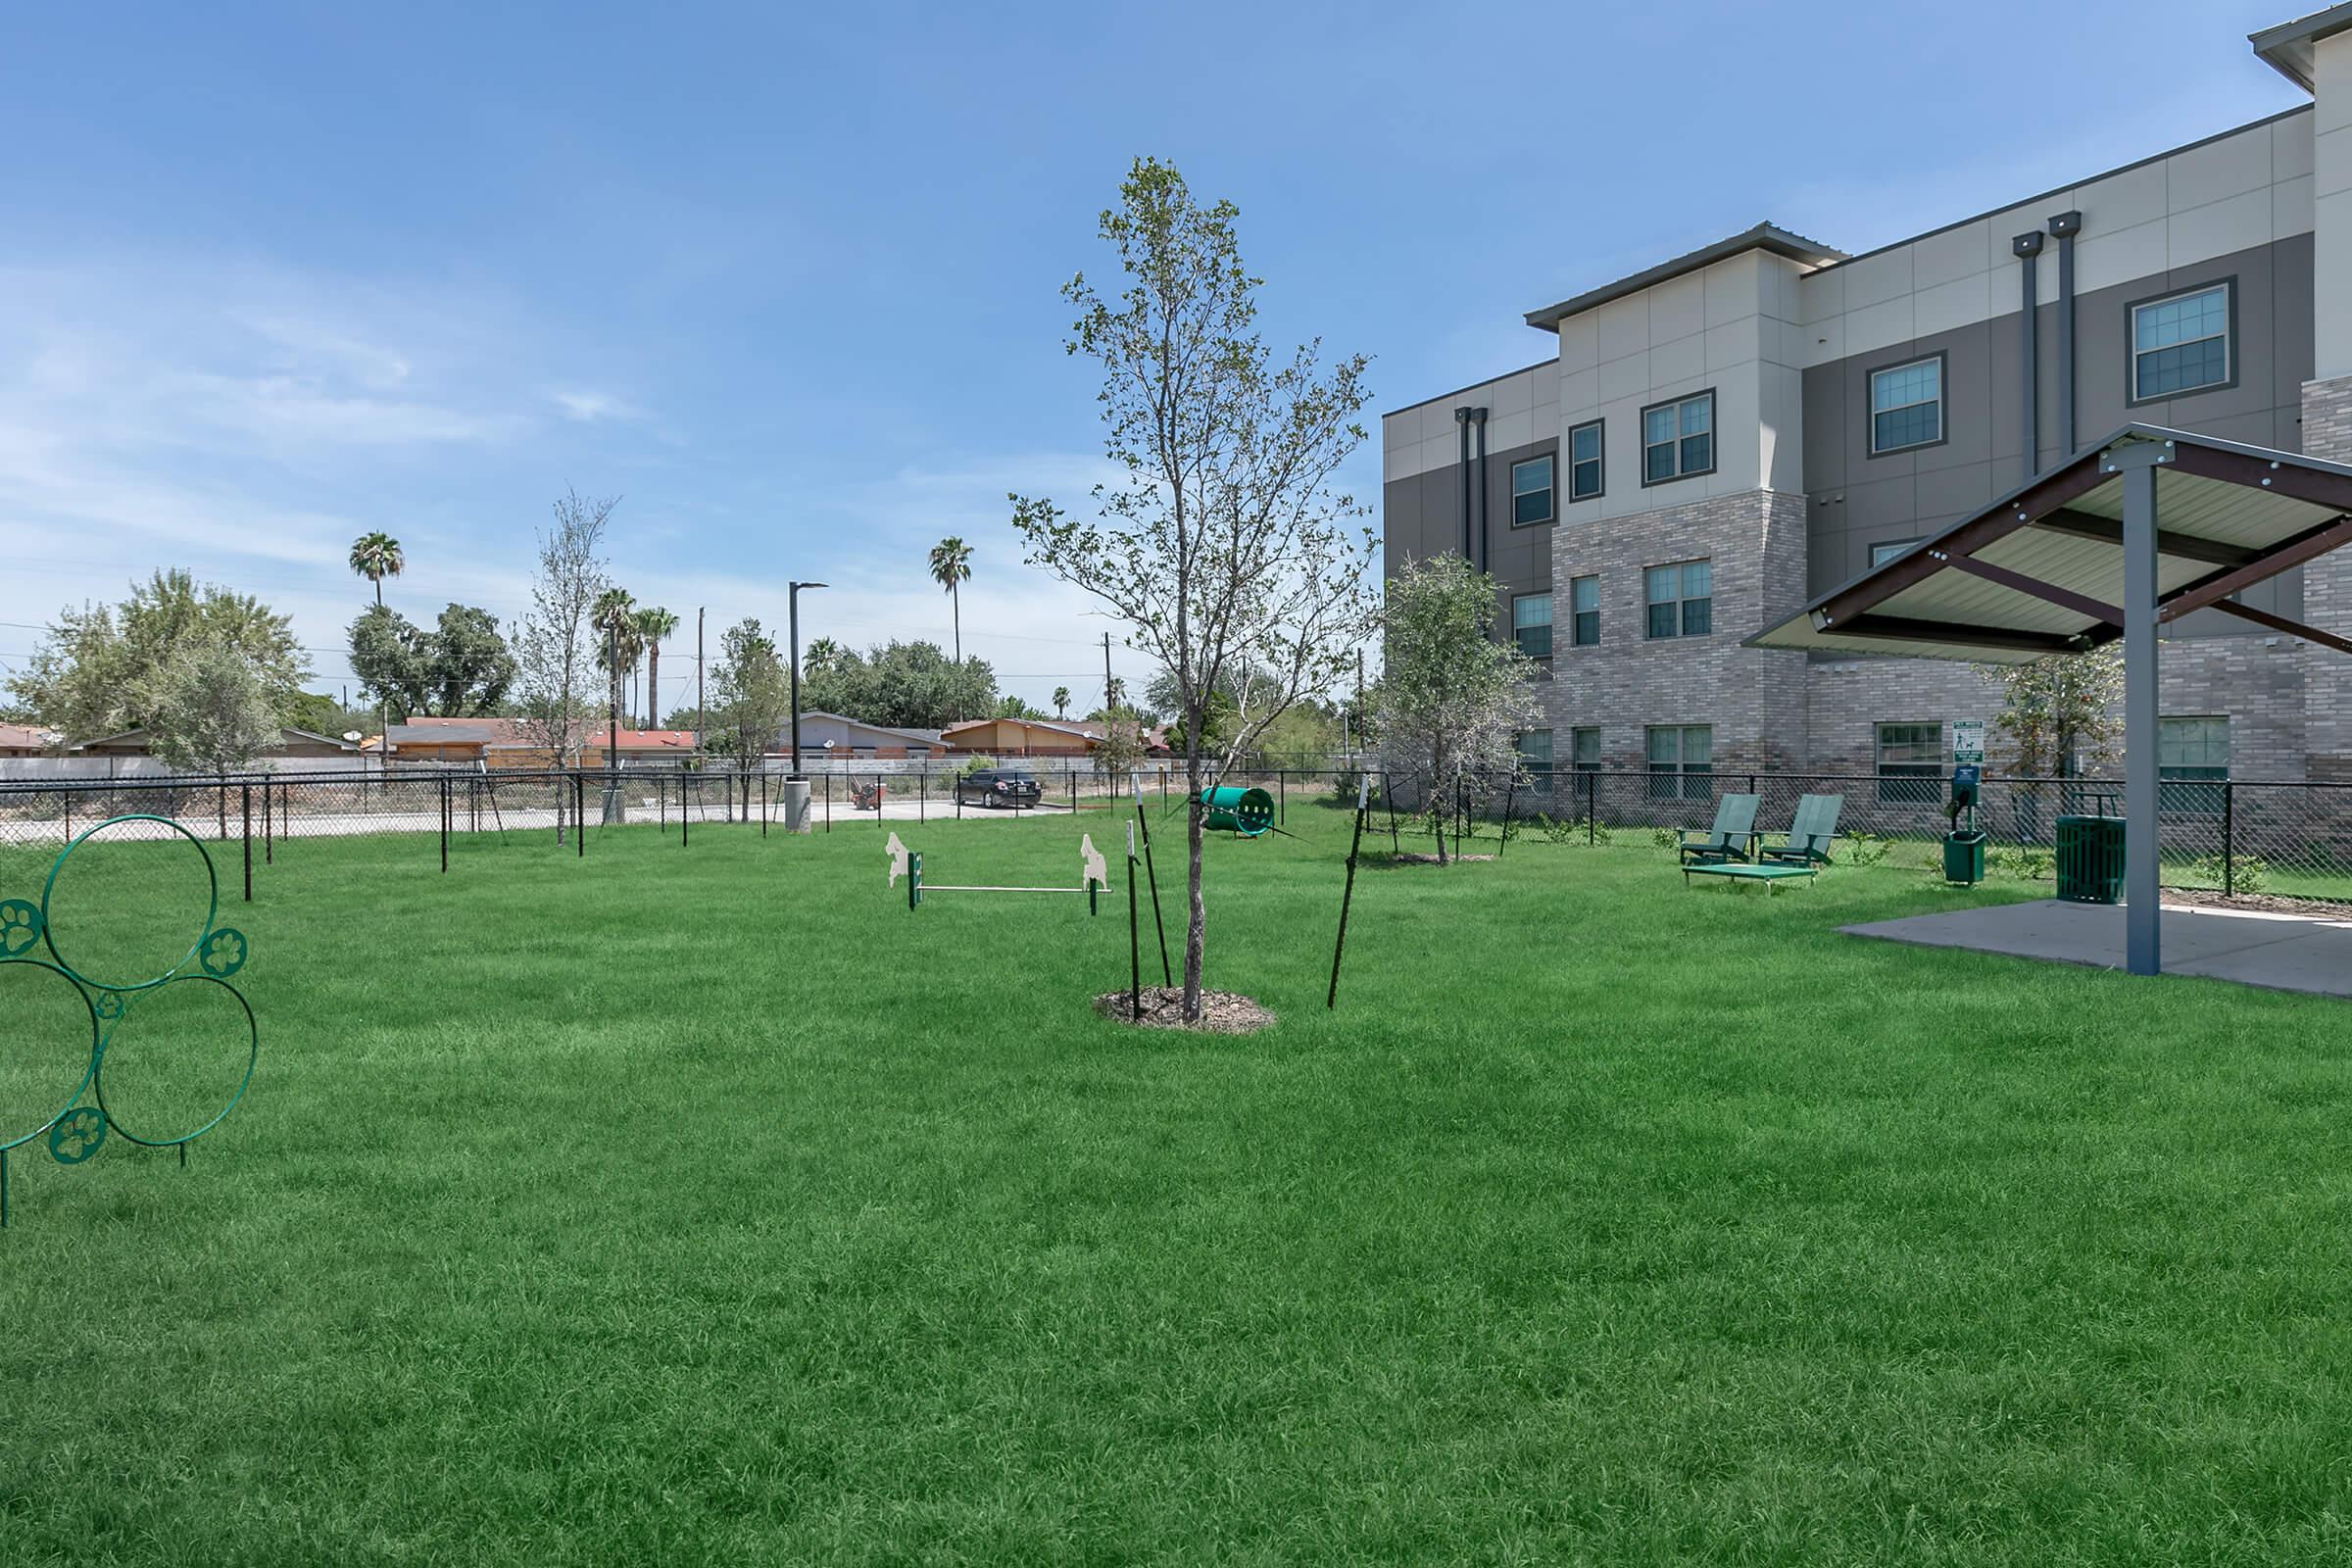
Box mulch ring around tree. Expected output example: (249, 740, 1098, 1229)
(1092, 987, 1276, 1034)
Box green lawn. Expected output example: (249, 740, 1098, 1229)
(5, 807, 2352, 1564)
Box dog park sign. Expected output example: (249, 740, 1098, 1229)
(1950, 718, 1985, 767)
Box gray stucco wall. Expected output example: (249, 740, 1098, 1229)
(1799, 232, 2317, 633)
(1381, 430, 1556, 641)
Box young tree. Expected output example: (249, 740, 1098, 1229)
(928, 537, 973, 662)
(1089, 706, 1150, 782)
(1012, 159, 1377, 1020)
(1373, 556, 1542, 863)
(514, 490, 616, 838)
(1985, 648, 2123, 840)
(710, 618, 791, 777)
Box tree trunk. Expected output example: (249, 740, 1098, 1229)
(1184, 760, 1205, 1021)
(952, 584, 961, 664)
(648, 648, 661, 727)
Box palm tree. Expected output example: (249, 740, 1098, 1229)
(1053, 686, 1070, 719)
(635, 606, 678, 727)
(928, 537, 973, 662)
(349, 532, 404, 607)
(803, 636, 845, 673)
(593, 587, 637, 725)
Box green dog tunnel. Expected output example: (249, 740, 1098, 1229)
(1196, 785, 1275, 837)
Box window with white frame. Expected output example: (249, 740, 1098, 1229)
(1869, 356, 1943, 454)
(1641, 392, 1714, 484)
(1644, 560, 1712, 639)
(1509, 456, 1554, 527)
(1567, 419, 1603, 501)
(2158, 715, 2230, 813)
(1511, 591, 1552, 659)
(2132, 282, 2231, 401)
(1645, 724, 1713, 800)
(1569, 574, 1599, 647)
(1875, 722, 1943, 805)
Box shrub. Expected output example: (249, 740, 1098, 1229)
(956, 754, 998, 778)
(1651, 826, 1681, 853)
(1991, 845, 2054, 881)
(1841, 833, 1890, 868)
(2194, 853, 2269, 894)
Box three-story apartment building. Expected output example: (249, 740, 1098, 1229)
(1383, 5, 2352, 794)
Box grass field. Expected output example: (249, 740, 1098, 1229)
(5, 805, 2352, 1564)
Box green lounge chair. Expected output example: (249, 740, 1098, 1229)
(1759, 793, 1843, 868)
(1677, 793, 1759, 865)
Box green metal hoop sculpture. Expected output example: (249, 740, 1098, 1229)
(0, 814, 262, 1225)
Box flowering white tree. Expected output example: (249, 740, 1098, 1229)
(1012, 158, 1377, 1021)
(1373, 555, 1542, 863)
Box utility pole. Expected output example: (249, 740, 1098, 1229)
(695, 609, 705, 755)
(1102, 632, 1115, 716)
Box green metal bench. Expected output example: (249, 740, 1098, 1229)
(1683, 860, 1818, 891)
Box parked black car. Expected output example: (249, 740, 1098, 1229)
(954, 768, 1043, 809)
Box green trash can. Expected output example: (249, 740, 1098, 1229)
(2055, 814, 2127, 904)
(1942, 830, 1986, 885)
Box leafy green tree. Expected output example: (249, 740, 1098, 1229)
(800, 640, 997, 729)
(1373, 556, 1541, 863)
(428, 605, 516, 714)
(995, 695, 1045, 719)
(284, 691, 375, 738)
(929, 537, 973, 662)
(140, 639, 283, 777)
(711, 618, 790, 769)
(8, 570, 306, 742)
(349, 605, 432, 718)
(1986, 649, 2121, 778)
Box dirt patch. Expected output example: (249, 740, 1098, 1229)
(2162, 887, 2352, 921)
(1380, 852, 1496, 865)
(1092, 987, 1276, 1034)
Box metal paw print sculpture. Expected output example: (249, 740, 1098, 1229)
(0, 814, 263, 1225)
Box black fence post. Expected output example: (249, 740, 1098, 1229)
(1586, 770, 1596, 845)
(264, 776, 272, 864)
(241, 784, 253, 903)
(576, 773, 585, 858)
(2224, 783, 2235, 898)
(440, 774, 450, 873)
(824, 773, 832, 832)
(681, 772, 690, 849)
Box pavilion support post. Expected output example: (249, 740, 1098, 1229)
(2116, 443, 2168, 977)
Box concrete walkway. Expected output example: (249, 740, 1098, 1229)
(1843, 899, 2352, 1000)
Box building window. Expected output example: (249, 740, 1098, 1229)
(1640, 391, 1714, 485)
(1646, 724, 1713, 801)
(1870, 539, 1921, 568)
(1568, 419, 1603, 502)
(1876, 722, 1943, 805)
(2131, 281, 2232, 402)
(2159, 715, 2230, 813)
(1869, 355, 1944, 454)
(1509, 456, 1554, 526)
(1644, 560, 1712, 639)
(1511, 591, 1552, 659)
(1572, 727, 1601, 772)
(1517, 729, 1553, 794)
(1569, 575, 1599, 647)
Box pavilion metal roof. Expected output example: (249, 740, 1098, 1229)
(1747, 425, 2352, 665)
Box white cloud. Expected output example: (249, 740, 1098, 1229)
(550, 388, 641, 423)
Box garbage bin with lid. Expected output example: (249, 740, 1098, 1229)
(2055, 813, 2127, 904)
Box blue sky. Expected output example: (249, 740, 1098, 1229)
(0, 0, 2311, 716)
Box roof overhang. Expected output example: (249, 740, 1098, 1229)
(1524, 222, 1846, 331)
(1748, 425, 2352, 665)
(2251, 2, 2352, 92)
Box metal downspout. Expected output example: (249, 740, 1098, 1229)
(1454, 407, 1473, 559)
(2049, 211, 2082, 460)
(2013, 230, 2045, 481)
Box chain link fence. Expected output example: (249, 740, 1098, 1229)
(5, 761, 2348, 906)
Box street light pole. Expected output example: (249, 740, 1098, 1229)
(789, 580, 827, 776)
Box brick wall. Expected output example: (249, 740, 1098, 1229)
(1540, 487, 1811, 772)
(2302, 373, 2352, 779)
